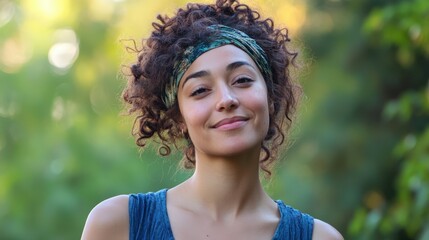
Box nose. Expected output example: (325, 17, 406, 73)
(215, 85, 239, 111)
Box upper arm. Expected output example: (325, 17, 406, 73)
(312, 219, 344, 240)
(81, 195, 130, 240)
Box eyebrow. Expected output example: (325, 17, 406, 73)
(226, 61, 255, 72)
(181, 61, 256, 88)
(183, 70, 210, 85)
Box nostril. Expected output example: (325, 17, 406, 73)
(227, 101, 238, 110)
(216, 97, 239, 111)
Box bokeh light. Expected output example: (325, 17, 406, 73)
(1, 0, 428, 239)
(0, 0, 15, 28)
(48, 29, 79, 72)
(0, 36, 32, 73)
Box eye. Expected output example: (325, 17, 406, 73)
(190, 87, 209, 97)
(233, 77, 254, 85)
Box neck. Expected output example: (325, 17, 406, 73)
(177, 148, 271, 221)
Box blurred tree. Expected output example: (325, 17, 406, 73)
(0, 0, 309, 239)
(2, 0, 427, 239)
(287, 0, 429, 238)
(0, 0, 185, 239)
(345, 0, 429, 239)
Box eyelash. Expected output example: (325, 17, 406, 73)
(189, 77, 254, 97)
(234, 77, 254, 85)
(190, 87, 208, 97)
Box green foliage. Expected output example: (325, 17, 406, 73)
(296, 0, 429, 239)
(344, 0, 429, 239)
(1, 0, 428, 239)
(0, 1, 189, 239)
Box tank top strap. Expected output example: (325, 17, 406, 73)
(129, 190, 313, 240)
(128, 189, 174, 240)
(272, 200, 314, 240)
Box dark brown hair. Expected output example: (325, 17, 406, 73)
(122, 0, 300, 175)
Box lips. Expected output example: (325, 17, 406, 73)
(212, 116, 249, 129)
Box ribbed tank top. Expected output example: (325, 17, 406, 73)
(129, 189, 314, 240)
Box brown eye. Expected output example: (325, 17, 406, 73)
(190, 87, 209, 96)
(234, 77, 254, 85)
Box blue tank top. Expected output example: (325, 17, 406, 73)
(129, 189, 314, 240)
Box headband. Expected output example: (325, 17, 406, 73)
(163, 24, 272, 108)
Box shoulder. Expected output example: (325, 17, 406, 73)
(312, 219, 344, 240)
(81, 195, 129, 240)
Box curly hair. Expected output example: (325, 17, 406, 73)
(122, 0, 300, 175)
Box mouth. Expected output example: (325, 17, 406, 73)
(212, 116, 249, 129)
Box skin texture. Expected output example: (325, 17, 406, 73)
(177, 45, 270, 160)
(81, 46, 344, 240)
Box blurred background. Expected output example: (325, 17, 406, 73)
(0, 0, 428, 239)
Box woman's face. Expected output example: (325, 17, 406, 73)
(177, 44, 270, 159)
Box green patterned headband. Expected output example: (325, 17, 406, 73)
(163, 24, 272, 108)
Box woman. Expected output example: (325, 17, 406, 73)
(81, 0, 343, 239)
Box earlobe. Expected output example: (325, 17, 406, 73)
(175, 112, 187, 134)
(181, 128, 187, 137)
(179, 123, 188, 137)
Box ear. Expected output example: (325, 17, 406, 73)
(181, 124, 188, 132)
(179, 122, 188, 133)
(175, 110, 187, 130)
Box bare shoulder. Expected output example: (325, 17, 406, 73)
(312, 219, 344, 240)
(81, 195, 129, 240)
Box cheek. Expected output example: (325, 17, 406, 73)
(253, 98, 269, 115)
(246, 87, 269, 113)
(243, 93, 270, 125)
(259, 99, 271, 128)
(254, 94, 270, 129)
(180, 102, 209, 130)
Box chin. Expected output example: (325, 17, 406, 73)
(200, 140, 263, 159)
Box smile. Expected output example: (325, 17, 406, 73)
(212, 116, 249, 130)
